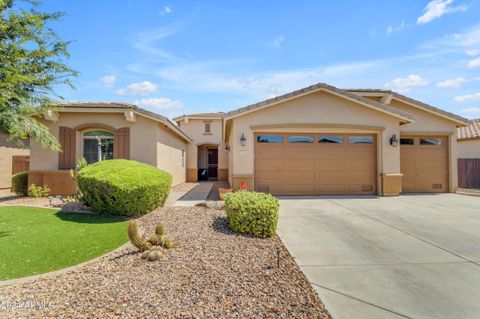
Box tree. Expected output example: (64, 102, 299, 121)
(0, 0, 77, 150)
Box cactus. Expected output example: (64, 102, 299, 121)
(155, 224, 164, 236)
(128, 221, 175, 257)
(159, 235, 175, 249)
(147, 234, 161, 246)
(128, 221, 152, 251)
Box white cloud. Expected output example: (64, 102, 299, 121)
(133, 26, 182, 61)
(417, 0, 468, 24)
(462, 107, 480, 114)
(467, 57, 480, 69)
(134, 97, 182, 110)
(385, 75, 429, 92)
(114, 81, 158, 96)
(435, 77, 466, 88)
(386, 21, 408, 35)
(454, 92, 480, 102)
(159, 5, 172, 16)
(269, 35, 285, 50)
(99, 75, 117, 88)
(466, 49, 480, 56)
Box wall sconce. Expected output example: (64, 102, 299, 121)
(390, 134, 399, 147)
(240, 133, 247, 146)
(225, 144, 231, 152)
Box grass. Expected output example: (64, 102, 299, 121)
(0, 206, 128, 280)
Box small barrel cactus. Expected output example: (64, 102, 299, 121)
(155, 224, 164, 236)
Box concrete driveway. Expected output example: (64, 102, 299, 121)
(278, 194, 480, 319)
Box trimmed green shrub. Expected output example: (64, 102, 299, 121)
(11, 172, 28, 195)
(225, 191, 279, 238)
(77, 160, 172, 216)
(28, 184, 51, 197)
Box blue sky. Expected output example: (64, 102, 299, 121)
(39, 0, 480, 119)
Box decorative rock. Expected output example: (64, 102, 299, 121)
(0, 206, 330, 318)
(146, 250, 163, 261)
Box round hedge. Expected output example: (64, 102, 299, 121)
(77, 160, 172, 216)
(11, 172, 28, 195)
(224, 191, 279, 238)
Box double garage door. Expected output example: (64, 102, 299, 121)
(254, 133, 377, 195)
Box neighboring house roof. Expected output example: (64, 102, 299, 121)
(348, 89, 469, 127)
(60, 102, 192, 142)
(173, 112, 225, 123)
(224, 83, 416, 124)
(457, 119, 480, 141)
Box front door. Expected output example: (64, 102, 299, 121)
(207, 148, 218, 179)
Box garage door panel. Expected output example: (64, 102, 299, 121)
(255, 133, 377, 195)
(286, 158, 315, 168)
(400, 136, 448, 193)
(346, 183, 376, 194)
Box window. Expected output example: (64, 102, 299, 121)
(348, 136, 374, 144)
(420, 138, 441, 145)
(83, 130, 113, 164)
(204, 123, 211, 134)
(256, 135, 283, 143)
(400, 138, 414, 145)
(288, 135, 313, 143)
(318, 135, 344, 144)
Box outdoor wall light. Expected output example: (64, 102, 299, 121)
(390, 134, 399, 147)
(225, 144, 231, 152)
(240, 133, 247, 146)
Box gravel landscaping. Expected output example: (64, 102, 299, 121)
(0, 206, 330, 318)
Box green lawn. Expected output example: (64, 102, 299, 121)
(0, 206, 128, 280)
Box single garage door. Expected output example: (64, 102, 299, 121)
(400, 136, 449, 193)
(255, 133, 377, 195)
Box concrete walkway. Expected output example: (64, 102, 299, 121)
(278, 194, 480, 319)
(172, 182, 213, 207)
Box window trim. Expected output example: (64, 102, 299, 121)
(287, 135, 314, 143)
(256, 134, 284, 143)
(347, 135, 374, 144)
(204, 122, 211, 134)
(400, 138, 415, 145)
(82, 129, 114, 164)
(420, 137, 442, 146)
(318, 135, 345, 144)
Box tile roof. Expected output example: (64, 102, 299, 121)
(172, 112, 225, 122)
(59, 102, 192, 142)
(457, 119, 480, 140)
(62, 102, 137, 109)
(348, 90, 469, 126)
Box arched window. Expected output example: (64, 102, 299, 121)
(83, 130, 113, 164)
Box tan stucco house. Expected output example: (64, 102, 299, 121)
(28, 83, 469, 196)
(28, 103, 190, 195)
(457, 119, 480, 159)
(0, 133, 30, 190)
(456, 119, 480, 189)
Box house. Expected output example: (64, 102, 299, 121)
(173, 113, 228, 182)
(457, 118, 480, 159)
(28, 103, 190, 195)
(457, 119, 480, 188)
(0, 133, 30, 190)
(28, 83, 468, 196)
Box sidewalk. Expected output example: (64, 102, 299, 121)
(172, 182, 214, 207)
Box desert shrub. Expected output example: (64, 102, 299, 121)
(77, 160, 172, 216)
(28, 184, 51, 197)
(11, 172, 28, 195)
(225, 191, 279, 238)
